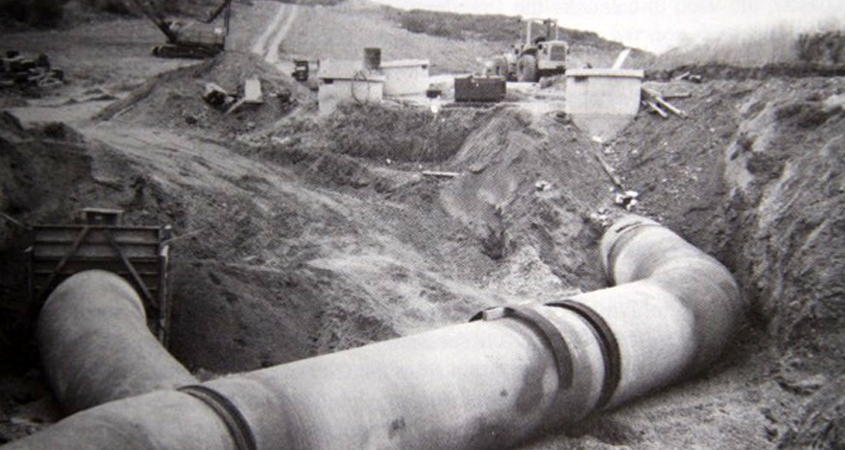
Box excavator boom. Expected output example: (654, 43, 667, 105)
(125, 0, 233, 58)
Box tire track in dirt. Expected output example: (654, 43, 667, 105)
(250, 2, 298, 65)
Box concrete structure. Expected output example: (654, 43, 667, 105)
(565, 69, 644, 141)
(380, 59, 430, 97)
(317, 60, 384, 115)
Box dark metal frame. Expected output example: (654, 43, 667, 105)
(28, 221, 172, 346)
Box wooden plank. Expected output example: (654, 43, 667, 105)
(31, 255, 160, 263)
(34, 227, 160, 245)
(592, 152, 624, 190)
(611, 49, 631, 69)
(642, 87, 688, 118)
(33, 243, 158, 258)
(663, 92, 692, 100)
(422, 170, 460, 179)
(643, 100, 668, 118)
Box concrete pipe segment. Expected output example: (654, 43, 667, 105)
(3, 214, 745, 450)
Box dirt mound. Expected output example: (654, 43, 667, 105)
(647, 63, 845, 82)
(95, 51, 313, 136)
(0, 114, 183, 375)
(439, 107, 617, 296)
(319, 102, 488, 162)
(606, 75, 845, 448)
(723, 81, 845, 378)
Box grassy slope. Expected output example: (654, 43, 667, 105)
(277, 1, 652, 72)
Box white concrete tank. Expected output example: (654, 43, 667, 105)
(317, 60, 385, 115)
(380, 59, 430, 96)
(565, 69, 644, 141)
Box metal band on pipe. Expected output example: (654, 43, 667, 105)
(179, 385, 257, 450)
(471, 306, 574, 390)
(547, 300, 622, 410)
(603, 221, 661, 283)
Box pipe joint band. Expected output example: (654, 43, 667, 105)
(471, 306, 574, 390)
(179, 385, 257, 450)
(603, 220, 662, 283)
(547, 300, 621, 410)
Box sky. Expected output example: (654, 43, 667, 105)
(373, 0, 844, 53)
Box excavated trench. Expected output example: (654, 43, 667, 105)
(1, 58, 845, 447)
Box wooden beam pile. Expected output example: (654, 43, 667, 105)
(641, 87, 688, 119)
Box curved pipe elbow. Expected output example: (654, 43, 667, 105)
(564, 215, 746, 408)
(36, 270, 196, 414)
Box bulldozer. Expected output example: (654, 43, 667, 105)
(491, 18, 569, 83)
(127, 0, 233, 58)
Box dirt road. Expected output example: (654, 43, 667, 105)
(250, 1, 299, 66)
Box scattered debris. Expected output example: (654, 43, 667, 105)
(203, 82, 233, 108)
(553, 111, 571, 124)
(0, 50, 63, 89)
(275, 89, 292, 104)
(204, 78, 271, 115)
(589, 208, 613, 227)
(226, 78, 264, 114)
(674, 71, 703, 83)
(614, 190, 639, 210)
(426, 88, 442, 99)
(534, 180, 552, 192)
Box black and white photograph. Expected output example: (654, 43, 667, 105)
(1, 0, 843, 448)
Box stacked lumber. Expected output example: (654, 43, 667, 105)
(641, 87, 688, 119)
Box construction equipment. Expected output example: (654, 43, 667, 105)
(454, 75, 506, 103)
(127, 0, 233, 58)
(1, 50, 63, 88)
(27, 208, 174, 345)
(292, 59, 310, 82)
(491, 18, 569, 83)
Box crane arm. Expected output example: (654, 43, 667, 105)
(202, 0, 233, 24)
(125, 0, 179, 43)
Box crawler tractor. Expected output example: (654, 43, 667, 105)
(492, 18, 569, 83)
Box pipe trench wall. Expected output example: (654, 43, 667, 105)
(3, 215, 745, 450)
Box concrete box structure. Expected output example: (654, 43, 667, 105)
(380, 59, 430, 96)
(317, 60, 385, 115)
(565, 69, 644, 141)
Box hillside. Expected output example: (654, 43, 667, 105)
(1, 1, 844, 449)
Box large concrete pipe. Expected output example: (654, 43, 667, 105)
(4, 215, 744, 450)
(36, 270, 196, 414)
(552, 215, 745, 409)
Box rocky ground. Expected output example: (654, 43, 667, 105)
(1, 1, 844, 448)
